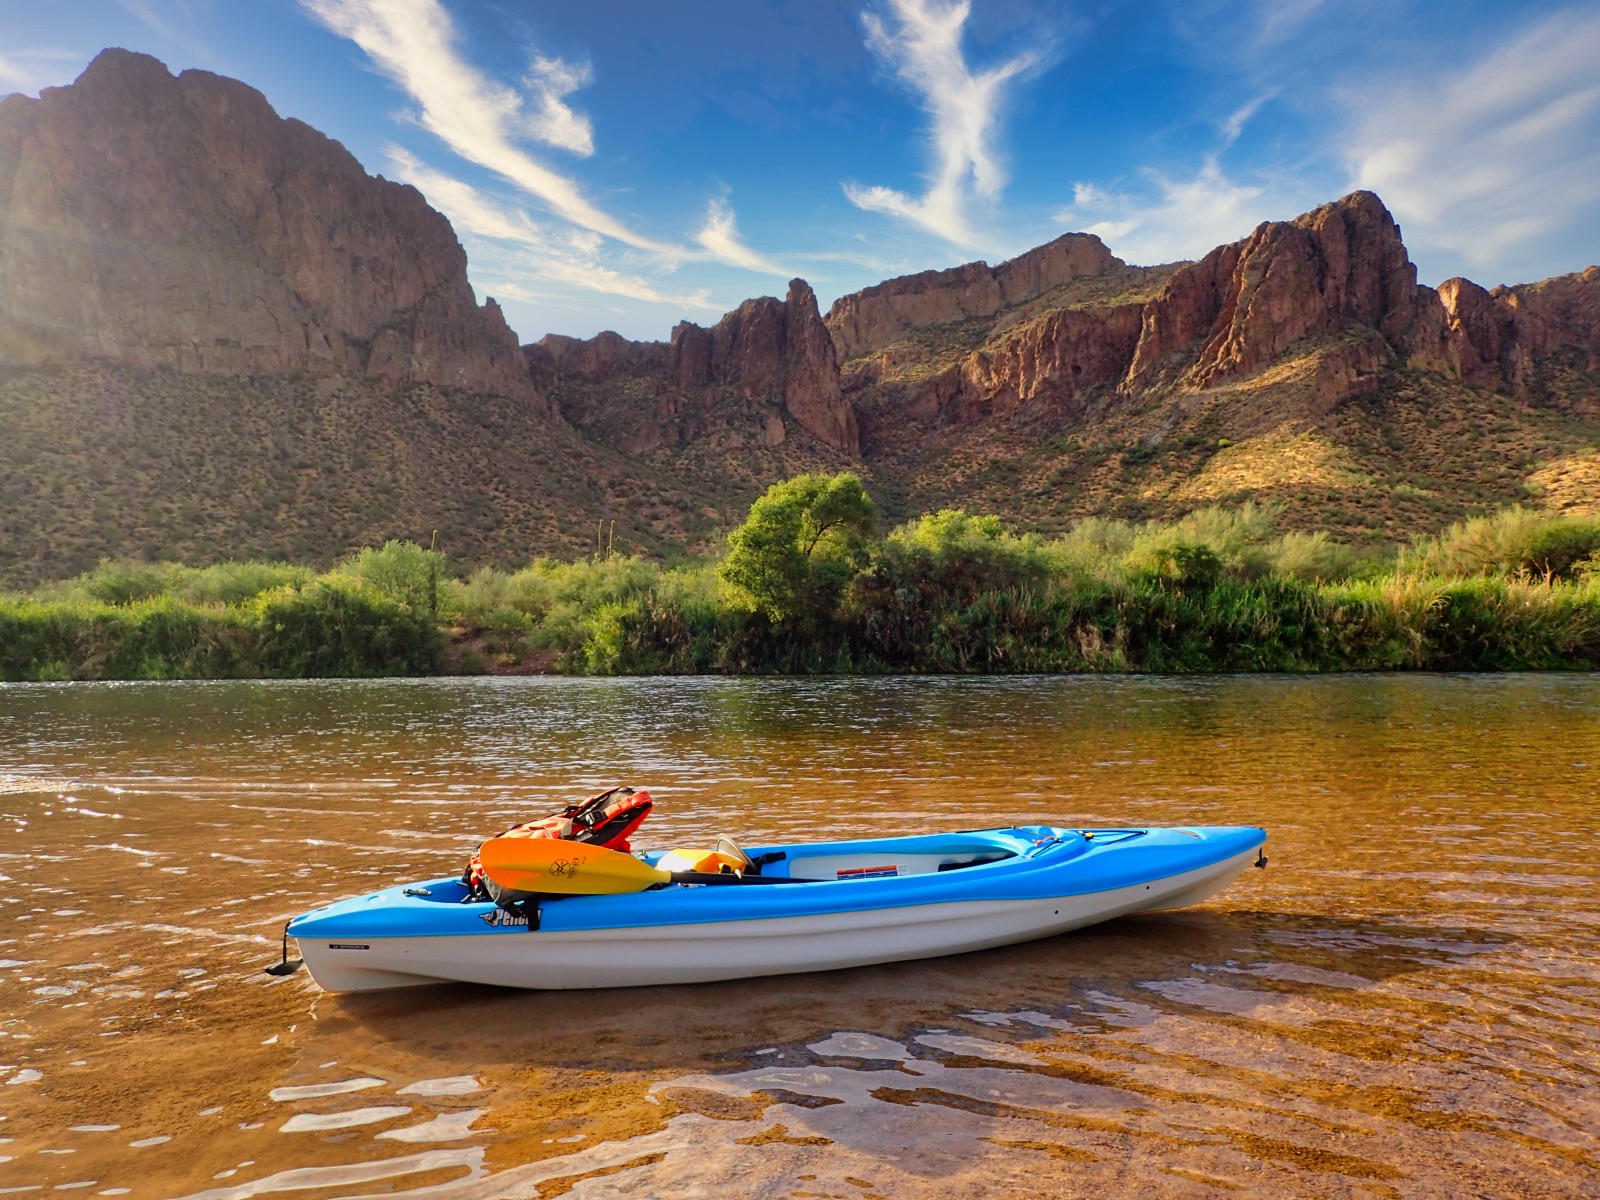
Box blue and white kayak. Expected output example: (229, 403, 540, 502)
(287, 825, 1266, 992)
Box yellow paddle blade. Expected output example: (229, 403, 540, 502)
(478, 836, 671, 896)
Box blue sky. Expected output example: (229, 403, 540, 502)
(3, 1, 1598, 343)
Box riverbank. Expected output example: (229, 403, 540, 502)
(3, 482, 1597, 680)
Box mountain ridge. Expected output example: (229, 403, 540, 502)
(1, 49, 1597, 585)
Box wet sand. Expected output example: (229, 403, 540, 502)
(0, 675, 1596, 1198)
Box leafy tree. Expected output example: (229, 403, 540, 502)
(720, 473, 876, 622)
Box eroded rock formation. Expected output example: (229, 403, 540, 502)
(855, 191, 1599, 429)
(1125, 192, 1448, 394)
(1439, 267, 1600, 394)
(825, 233, 1122, 360)
(0, 48, 541, 406)
(2, 49, 1594, 497)
(533, 278, 859, 454)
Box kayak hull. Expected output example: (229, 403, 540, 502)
(288, 826, 1265, 992)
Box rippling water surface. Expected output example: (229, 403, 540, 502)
(0, 674, 1596, 1198)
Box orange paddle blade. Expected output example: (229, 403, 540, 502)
(478, 836, 670, 895)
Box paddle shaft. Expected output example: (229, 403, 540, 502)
(668, 870, 803, 886)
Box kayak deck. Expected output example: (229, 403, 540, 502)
(287, 825, 1265, 992)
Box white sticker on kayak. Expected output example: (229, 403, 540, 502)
(837, 864, 898, 880)
(480, 910, 529, 928)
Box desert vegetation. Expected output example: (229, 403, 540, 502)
(3, 475, 1597, 681)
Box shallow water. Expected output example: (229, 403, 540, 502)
(0, 674, 1596, 1199)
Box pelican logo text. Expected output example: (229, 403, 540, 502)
(548, 859, 580, 879)
(480, 909, 529, 929)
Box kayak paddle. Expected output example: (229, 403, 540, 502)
(478, 836, 800, 896)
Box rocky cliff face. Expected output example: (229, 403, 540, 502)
(825, 233, 1122, 361)
(857, 191, 1599, 433)
(533, 278, 859, 454)
(1439, 267, 1600, 394)
(1124, 192, 1451, 396)
(0, 49, 541, 406)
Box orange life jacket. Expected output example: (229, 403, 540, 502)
(461, 785, 653, 902)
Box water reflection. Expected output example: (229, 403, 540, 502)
(0, 675, 1596, 1197)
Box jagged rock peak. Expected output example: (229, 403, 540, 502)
(825, 232, 1123, 360)
(1124, 190, 1440, 393)
(0, 48, 542, 406)
(667, 277, 858, 453)
(527, 278, 859, 453)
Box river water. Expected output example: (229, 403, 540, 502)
(0, 675, 1596, 1199)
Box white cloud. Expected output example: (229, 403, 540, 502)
(1252, 0, 1328, 49)
(1342, 8, 1600, 279)
(300, 0, 664, 250)
(1054, 158, 1295, 265)
(1052, 96, 1310, 266)
(523, 54, 595, 157)
(844, 0, 1041, 248)
(1219, 93, 1273, 148)
(305, 0, 792, 304)
(386, 148, 712, 310)
(693, 198, 793, 277)
(385, 146, 545, 242)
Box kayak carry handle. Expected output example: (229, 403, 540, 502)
(264, 920, 304, 976)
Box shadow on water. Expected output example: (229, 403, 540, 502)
(327, 907, 1506, 1073)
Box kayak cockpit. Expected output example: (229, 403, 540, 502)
(780, 845, 1017, 881)
(670, 828, 1050, 883)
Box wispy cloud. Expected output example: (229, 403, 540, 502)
(844, 0, 1042, 248)
(1055, 162, 1286, 265)
(523, 54, 595, 157)
(1052, 99, 1308, 265)
(1341, 7, 1600, 280)
(1253, 0, 1328, 49)
(385, 147, 714, 309)
(300, 0, 664, 250)
(693, 198, 793, 277)
(303, 0, 794, 310)
(0, 47, 83, 96)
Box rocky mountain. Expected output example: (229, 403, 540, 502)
(530, 277, 857, 454)
(0, 50, 1596, 584)
(0, 49, 538, 404)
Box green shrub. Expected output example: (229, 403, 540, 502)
(175, 560, 314, 606)
(80, 559, 179, 606)
(1523, 518, 1600, 579)
(333, 540, 445, 613)
(3, 495, 1597, 680)
(1269, 531, 1361, 583)
(248, 581, 444, 676)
